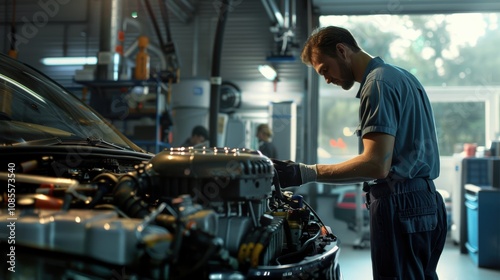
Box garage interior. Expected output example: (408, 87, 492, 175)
(1, 0, 500, 279)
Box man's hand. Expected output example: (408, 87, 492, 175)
(272, 159, 303, 188)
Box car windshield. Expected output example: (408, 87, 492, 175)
(0, 54, 134, 150)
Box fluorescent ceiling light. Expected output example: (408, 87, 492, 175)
(41, 57, 97, 66)
(258, 64, 277, 81)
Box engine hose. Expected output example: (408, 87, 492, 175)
(282, 218, 294, 252)
(237, 241, 249, 263)
(303, 199, 328, 228)
(113, 174, 150, 218)
(250, 230, 271, 268)
(237, 228, 263, 264)
(272, 167, 285, 201)
(178, 230, 222, 277)
(88, 173, 118, 208)
(275, 225, 322, 265)
(169, 219, 185, 264)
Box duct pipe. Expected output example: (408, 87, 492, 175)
(261, 0, 284, 28)
(208, 0, 230, 147)
(291, 0, 296, 29)
(283, 0, 289, 29)
(96, 0, 122, 81)
(122, 17, 143, 35)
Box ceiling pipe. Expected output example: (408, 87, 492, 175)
(192, 15, 199, 76)
(96, 0, 122, 81)
(122, 17, 143, 35)
(208, 0, 230, 147)
(178, 0, 195, 12)
(283, 0, 289, 29)
(261, 0, 284, 28)
(142, 0, 166, 48)
(261, 0, 297, 57)
(167, 0, 192, 23)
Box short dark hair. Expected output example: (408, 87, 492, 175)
(192, 125, 209, 139)
(257, 123, 272, 137)
(301, 26, 361, 66)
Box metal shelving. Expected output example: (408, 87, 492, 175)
(75, 79, 170, 153)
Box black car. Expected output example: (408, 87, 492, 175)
(0, 53, 342, 279)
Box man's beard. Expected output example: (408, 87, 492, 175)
(337, 59, 355, 90)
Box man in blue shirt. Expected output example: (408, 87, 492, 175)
(273, 26, 447, 280)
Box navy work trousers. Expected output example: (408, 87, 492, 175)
(367, 178, 447, 280)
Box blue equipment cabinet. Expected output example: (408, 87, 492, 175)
(464, 183, 500, 268)
(455, 157, 500, 253)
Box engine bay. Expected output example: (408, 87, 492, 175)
(0, 147, 341, 279)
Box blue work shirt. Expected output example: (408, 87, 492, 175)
(356, 57, 440, 179)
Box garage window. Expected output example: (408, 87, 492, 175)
(317, 13, 500, 162)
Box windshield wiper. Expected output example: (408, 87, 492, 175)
(5, 135, 130, 150)
(86, 136, 128, 150)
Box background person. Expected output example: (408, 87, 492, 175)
(256, 123, 278, 158)
(273, 26, 447, 280)
(181, 125, 209, 148)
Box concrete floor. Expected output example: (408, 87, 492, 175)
(302, 188, 500, 280)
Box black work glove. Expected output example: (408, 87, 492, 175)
(272, 159, 303, 188)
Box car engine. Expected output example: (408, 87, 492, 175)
(0, 147, 341, 279)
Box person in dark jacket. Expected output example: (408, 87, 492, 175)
(256, 123, 278, 158)
(181, 125, 209, 147)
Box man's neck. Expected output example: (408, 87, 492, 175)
(351, 51, 374, 83)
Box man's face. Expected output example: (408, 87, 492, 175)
(256, 130, 265, 141)
(192, 135, 206, 145)
(311, 51, 355, 90)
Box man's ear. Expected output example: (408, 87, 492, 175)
(336, 43, 348, 60)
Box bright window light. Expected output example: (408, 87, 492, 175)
(258, 64, 277, 81)
(41, 57, 97, 66)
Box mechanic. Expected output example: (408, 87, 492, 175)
(273, 26, 447, 280)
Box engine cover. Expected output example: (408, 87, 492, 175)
(148, 147, 274, 202)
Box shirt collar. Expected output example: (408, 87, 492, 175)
(356, 57, 384, 98)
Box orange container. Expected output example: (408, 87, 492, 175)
(134, 36, 150, 80)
